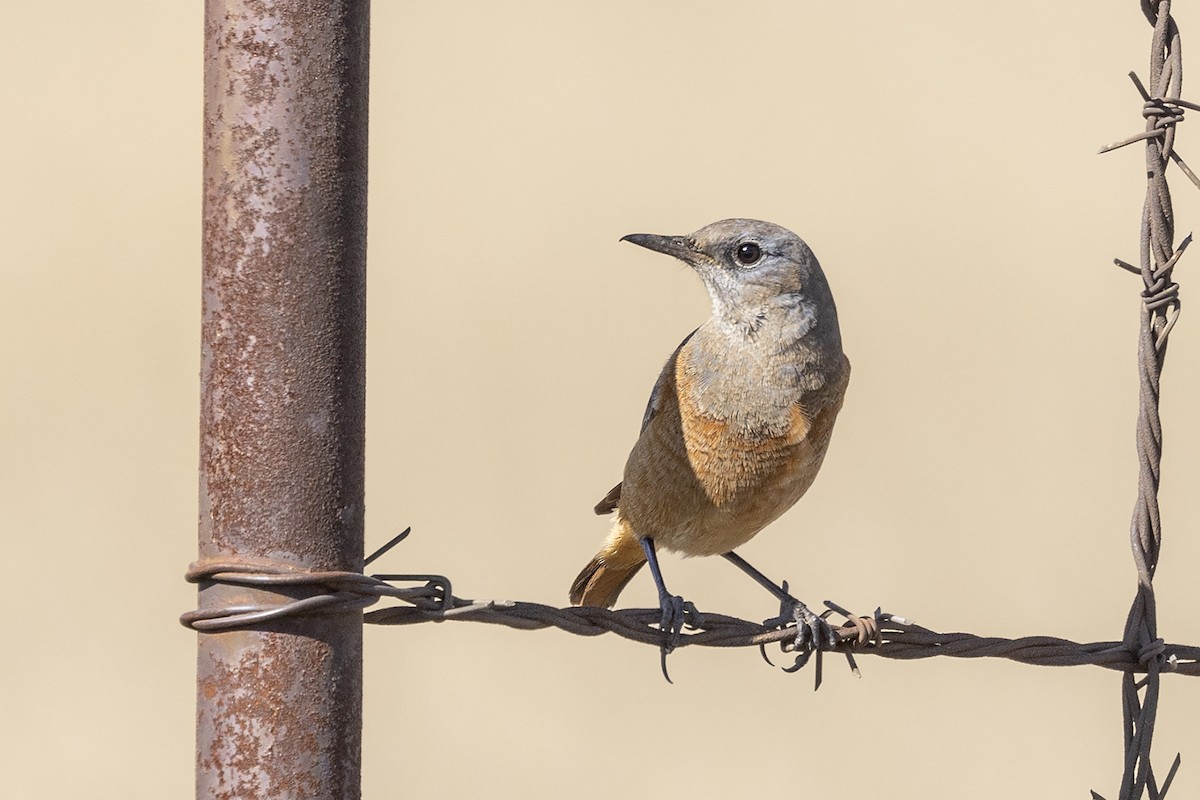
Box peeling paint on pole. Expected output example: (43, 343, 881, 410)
(197, 2, 369, 798)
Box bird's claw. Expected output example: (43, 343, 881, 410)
(760, 597, 840, 687)
(763, 596, 837, 650)
(656, 594, 701, 682)
(792, 600, 840, 652)
(769, 600, 891, 688)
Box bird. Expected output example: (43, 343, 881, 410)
(569, 218, 850, 675)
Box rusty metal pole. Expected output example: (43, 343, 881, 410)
(196, 2, 369, 798)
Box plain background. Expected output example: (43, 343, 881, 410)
(4, 2, 1200, 798)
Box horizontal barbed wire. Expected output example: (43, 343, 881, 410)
(363, 591, 1200, 675)
(180, 554, 1200, 677)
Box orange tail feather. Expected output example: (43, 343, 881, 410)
(569, 518, 646, 608)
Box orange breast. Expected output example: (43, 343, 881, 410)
(618, 347, 848, 557)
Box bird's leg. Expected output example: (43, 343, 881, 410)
(640, 537, 699, 682)
(721, 551, 838, 653)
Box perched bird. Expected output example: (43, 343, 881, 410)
(570, 219, 850, 672)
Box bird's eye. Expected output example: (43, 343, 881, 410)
(735, 242, 762, 266)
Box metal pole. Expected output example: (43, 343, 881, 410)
(196, 1, 369, 798)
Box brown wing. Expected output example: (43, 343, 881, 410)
(593, 482, 622, 515)
(592, 327, 699, 516)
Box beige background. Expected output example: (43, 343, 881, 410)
(4, 2, 1200, 798)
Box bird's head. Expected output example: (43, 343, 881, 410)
(621, 218, 838, 339)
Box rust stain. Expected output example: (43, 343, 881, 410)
(197, 626, 363, 800)
(200, 0, 369, 570)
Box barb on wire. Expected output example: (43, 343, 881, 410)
(1099, 71, 1200, 191)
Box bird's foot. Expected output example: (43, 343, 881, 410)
(754, 586, 840, 688)
(769, 598, 838, 665)
(656, 594, 702, 683)
(758, 580, 837, 651)
(764, 597, 887, 688)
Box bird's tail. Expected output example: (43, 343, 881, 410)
(569, 516, 646, 608)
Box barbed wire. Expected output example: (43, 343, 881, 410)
(1091, 2, 1192, 798)
(363, 590, 1200, 674)
(181, 540, 1200, 683)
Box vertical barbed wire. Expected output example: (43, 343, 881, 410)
(1106, 2, 1189, 799)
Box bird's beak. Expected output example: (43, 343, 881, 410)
(620, 233, 700, 265)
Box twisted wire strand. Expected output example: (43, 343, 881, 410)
(363, 596, 1200, 675)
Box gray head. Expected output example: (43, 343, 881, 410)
(621, 218, 839, 342)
